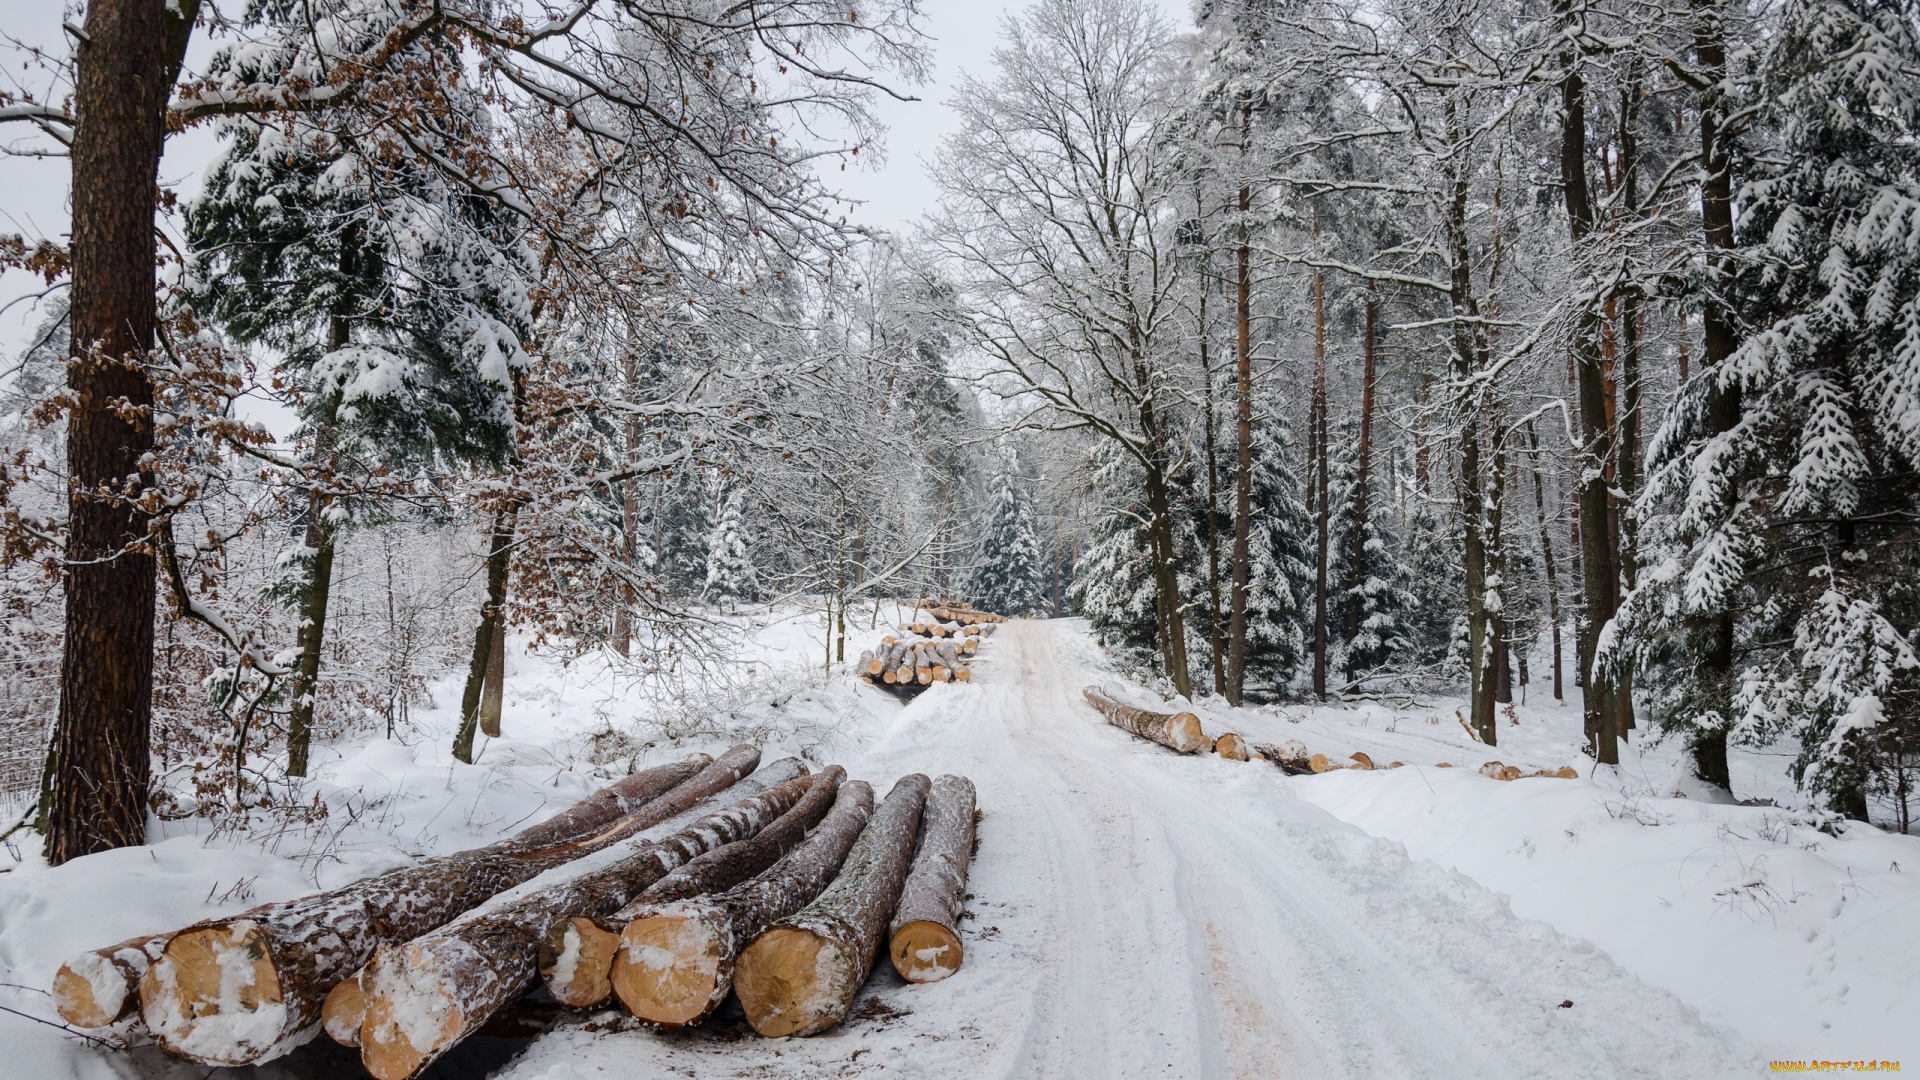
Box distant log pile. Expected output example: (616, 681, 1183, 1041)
(858, 635, 975, 694)
(55, 749, 983, 1066)
(923, 599, 1008, 626)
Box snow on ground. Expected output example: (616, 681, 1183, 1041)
(0, 611, 1907, 1078)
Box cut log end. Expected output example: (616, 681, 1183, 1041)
(612, 912, 726, 1029)
(360, 947, 463, 1080)
(1350, 751, 1375, 770)
(734, 926, 853, 1038)
(322, 976, 365, 1047)
(889, 921, 963, 984)
(540, 917, 622, 1009)
(140, 923, 287, 1066)
(1214, 733, 1250, 761)
(1166, 712, 1209, 754)
(53, 952, 133, 1029)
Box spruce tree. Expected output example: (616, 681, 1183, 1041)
(1614, 0, 1920, 814)
(966, 457, 1049, 617)
(704, 489, 760, 610)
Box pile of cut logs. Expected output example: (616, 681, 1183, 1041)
(857, 602, 1007, 698)
(923, 599, 1008, 626)
(53, 748, 980, 1077)
(1082, 688, 1582, 779)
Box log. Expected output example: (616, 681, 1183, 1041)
(357, 761, 808, 1080)
(1350, 751, 1375, 770)
(955, 667, 972, 682)
(733, 773, 930, 1037)
(888, 775, 977, 983)
(1310, 753, 1332, 773)
(1251, 740, 1312, 773)
(322, 974, 366, 1047)
(608, 780, 875, 1029)
(130, 753, 724, 1061)
(539, 765, 846, 1009)
(1214, 733, 1250, 761)
(1082, 687, 1209, 754)
(53, 934, 168, 1029)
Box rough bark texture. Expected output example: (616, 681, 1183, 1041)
(733, 774, 930, 1037)
(539, 765, 845, 1007)
(45, 0, 172, 867)
(888, 775, 977, 983)
(357, 761, 807, 1080)
(609, 780, 875, 1029)
(53, 933, 168, 1029)
(1082, 688, 1209, 754)
(137, 751, 743, 1065)
(1252, 740, 1313, 774)
(452, 508, 515, 763)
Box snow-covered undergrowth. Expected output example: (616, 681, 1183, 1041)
(0, 602, 914, 1079)
(1082, 626, 1920, 1064)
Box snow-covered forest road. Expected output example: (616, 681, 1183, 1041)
(504, 619, 1758, 1079)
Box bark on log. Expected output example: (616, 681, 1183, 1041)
(733, 774, 930, 1037)
(53, 934, 168, 1028)
(607, 779, 875, 1029)
(358, 763, 807, 1080)
(540, 765, 845, 1008)
(135, 751, 735, 1064)
(1215, 733, 1250, 761)
(1082, 688, 1209, 754)
(888, 775, 976, 983)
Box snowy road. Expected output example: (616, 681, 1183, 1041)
(507, 619, 1759, 1079)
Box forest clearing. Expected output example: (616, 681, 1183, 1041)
(3, 0, 1919, 1074)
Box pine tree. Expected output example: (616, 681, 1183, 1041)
(704, 489, 760, 610)
(966, 457, 1049, 617)
(1236, 417, 1318, 692)
(1613, 0, 1920, 814)
(1070, 447, 1163, 664)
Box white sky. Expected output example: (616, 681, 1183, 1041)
(0, 0, 1193, 362)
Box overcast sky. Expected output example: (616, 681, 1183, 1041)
(0, 0, 1193, 363)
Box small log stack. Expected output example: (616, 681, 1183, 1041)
(355, 760, 809, 1080)
(733, 774, 931, 1037)
(922, 600, 1008, 625)
(55, 753, 718, 1037)
(1083, 687, 1211, 754)
(539, 764, 848, 1009)
(857, 636, 974, 698)
(608, 779, 877, 1028)
(888, 775, 977, 983)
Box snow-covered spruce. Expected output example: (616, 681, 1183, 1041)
(120, 753, 713, 1062)
(608, 780, 876, 1028)
(733, 774, 930, 1037)
(539, 764, 847, 1009)
(1083, 687, 1211, 754)
(963, 456, 1049, 617)
(356, 761, 809, 1080)
(887, 774, 977, 983)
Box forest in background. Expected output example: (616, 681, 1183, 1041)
(1, 0, 1917, 863)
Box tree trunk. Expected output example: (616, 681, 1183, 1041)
(733, 774, 931, 1038)
(888, 774, 977, 984)
(1344, 286, 1378, 678)
(357, 760, 807, 1080)
(137, 752, 746, 1064)
(607, 779, 875, 1029)
(479, 615, 505, 739)
(1527, 423, 1565, 701)
(44, 0, 177, 866)
(1558, 6, 1620, 765)
(1198, 249, 1228, 697)
(1311, 238, 1331, 700)
(1228, 109, 1254, 706)
(1082, 687, 1210, 754)
(286, 414, 338, 778)
(1140, 455, 1193, 699)
(453, 508, 515, 763)
(539, 766, 845, 1009)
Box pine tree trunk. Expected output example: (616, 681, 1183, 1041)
(608, 780, 875, 1029)
(889, 774, 976, 983)
(540, 766, 846, 1009)
(1311, 228, 1331, 700)
(287, 404, 339, 777)
(1140, 451, 1193, 699)
(1083, 687, 1210, 753)
(1228, 105, 1254, 706)
(136, 753, 742, 1064)
(1197, 240, 1228, 697)
(733, 774, 930, 1038)
(479, 616, 505, 738)
(43, 0, 176, 866)
(357, 759, 804, 1080)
